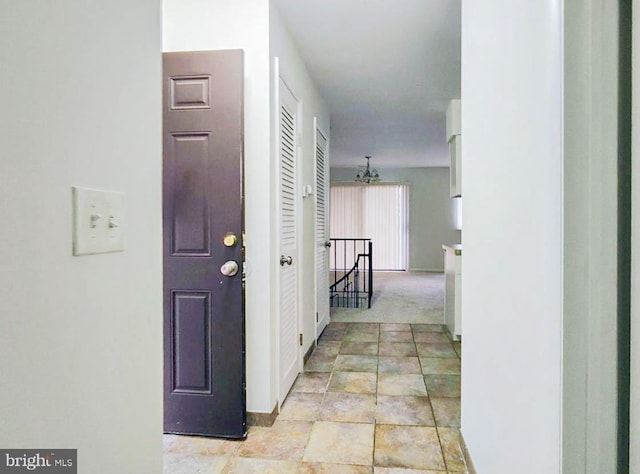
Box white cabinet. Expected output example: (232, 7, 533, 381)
(446, 100, 461, 197)
(443, 244, 462, 340)
(449, 135, 461, 198)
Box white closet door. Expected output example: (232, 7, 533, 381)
(315, 126, 330, 337)
(278, 78, 299, 402)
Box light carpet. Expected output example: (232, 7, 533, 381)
(330, 271, 445, 324)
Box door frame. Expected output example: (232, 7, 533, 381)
(562, 0, 630, 470)
(630, 0, 639, 470)
(313, 117, 330, 341)
(273, 57, 304, 407)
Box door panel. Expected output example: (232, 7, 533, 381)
(315, 127, 330, 336)
(163, 50, 245, 439)
(172, 291, 212, 394)
(279, 78, 300, 402)
(170, 133, 211, 255)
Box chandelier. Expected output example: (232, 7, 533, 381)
(355, 156, 380, 184)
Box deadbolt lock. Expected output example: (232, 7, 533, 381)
(223, 233, 238, 247)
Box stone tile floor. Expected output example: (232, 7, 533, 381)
(164, 322, 465, 473)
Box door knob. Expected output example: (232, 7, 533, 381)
(324, 241, 332, 248)
(280, 255, 293, 266)
(220, 260, 239, 276)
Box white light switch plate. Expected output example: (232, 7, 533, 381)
(72, 187, 125, 256)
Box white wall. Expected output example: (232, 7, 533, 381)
(460, 2, 563, 472)
(270, 5, 330, 357)
(163, 0, 276, 414)
(330, 167, 459, 272)
(0, 2, 162, 472)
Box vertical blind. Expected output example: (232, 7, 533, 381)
(330, 184, 409, 270)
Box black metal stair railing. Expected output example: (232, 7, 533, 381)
(329, 238, 373, 308)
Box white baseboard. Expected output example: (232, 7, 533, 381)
(460, 430, 477, 474)
(409, 267, 444, 273)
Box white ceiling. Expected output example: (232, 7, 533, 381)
(273, 0, 461, 168)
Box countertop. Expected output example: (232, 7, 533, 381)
(442, 244, 462, 256)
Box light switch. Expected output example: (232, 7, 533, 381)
(73, 187, 125, 256)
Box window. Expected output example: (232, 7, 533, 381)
(330, 184, 409, 270)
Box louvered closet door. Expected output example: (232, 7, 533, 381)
(278, 79, 300, 402)
(315, 127, 330, 337)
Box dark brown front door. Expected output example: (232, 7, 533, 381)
(163, 50, 245, 439)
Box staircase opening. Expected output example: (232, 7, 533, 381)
(329, 238, 373, 308)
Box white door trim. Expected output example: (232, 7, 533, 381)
(562, 0, 622, 471)
(314, 118, 330, 340)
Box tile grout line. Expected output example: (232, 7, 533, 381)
(414, 324, 451, 473)
(372, 322, 380, 469)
